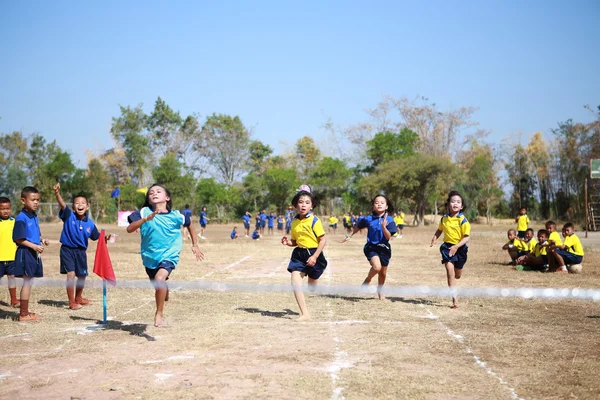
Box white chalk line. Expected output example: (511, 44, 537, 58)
(0, 339, 71, 358)
(0, 332, 31, 340)
(421, 306, 525, 400)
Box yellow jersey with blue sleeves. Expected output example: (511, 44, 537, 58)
(517, 215, 529, 231)
(525, 238, 537, 253)
(394, 213, 405, 225)
(548, 231, 563, 247)
(513, 238, 529, 252)
(291, 213, 325, 248)
(0, 217, 17, 261)
(563, 234, 584, 256)
(533, 242, 547, 257)
(438, 213, 470, 245)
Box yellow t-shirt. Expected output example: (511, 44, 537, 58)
(291, 213, 325, 249)
(513, 238, 529, 252)
(533, 242, 547, 257)
(0, 217, 17, 261)
(394, 213, 405, 225)
(548, 231, 563, 247)
(329, 217, 338, 225)
(563, 234, 584, 256)
(438, 213, 471, 245)
(517, 215, 529, 231)
(526, 238, 538, 253)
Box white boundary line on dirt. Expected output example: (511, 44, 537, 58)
(0, 332, 31, 340)
(422, 306, 525, 400)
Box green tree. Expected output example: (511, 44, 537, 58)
(504, 144, 537, 216)
(294, 136, 322, 179)
(0, 131, 29, 201)
(248, 140, 273, 172)
(146, 96, 184, 155)
(152, 154, 195, 210)
(263, 167, 299, 212)
(110, 104, 150, 185)
(365, 128, 418, 168)
(311, 157, 352, 213)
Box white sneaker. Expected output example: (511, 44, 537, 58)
(200, 236, 206, 240)
(399, 235, 403, 239)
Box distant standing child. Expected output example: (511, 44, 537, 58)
(515, 207, 529, 239)
(260, 210, 267, 235)
(267, 212, 276, 235)
(328, 215, 338, 235)
(430, 191, 470, 308)
(53, 183, 101, 310)
(127, 184, 204, 327)
(242, 212, 252, 237)
(277, 214, 285, 235)
(12, 186, 50, 321)
(285, 212, 293, 235)
(548, 222, 584, 273)
(281, 186, 327, 321)
(198, 206, 208, 240)
(394, 209, 405, 238)
(0, 197, 19, 308)
(343, 195, 396, 300)
(230, 227, 239, 240)
(181, 204, 192, 240)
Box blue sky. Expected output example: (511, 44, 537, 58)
(1, 1, 598, 167)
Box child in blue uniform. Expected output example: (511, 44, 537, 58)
(12, 186, 50, 321)
(53, 183, 101, 310)
(230, 227, 239, 240)
(127, 184, 204, 327)
(343, 195, 396, 300)
(281, 186, 327, 321)
(267, 212, 276, 235)
(198, 206, 208, 239)
(242, 212, 251, 237)
(430, 191, 471, 308)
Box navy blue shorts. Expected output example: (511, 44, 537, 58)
(200, 223, 206, 228)
(516, 250, 528, 257)
(541, 254, 549, 264)
(145, 261, 175, 281)
(363, 243, 392, 267)
(244, 222, 250, 229)
(60, 246, 89, 277)
(517, 230, 526, 239)
(261, 221, 266, 228)
(397, 224, 404, 230)
(13, 248, 43, 278)
(277, 223, 284, 230)
(440, 243, 468, 269)
(0, 261, 15, 277)
(554, 249, 583, 265)
(287, 247, 327, 279)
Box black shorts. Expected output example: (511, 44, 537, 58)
(145, 260, 175, 282)
(440, 243, 468, 269)
(517, 230, 526, 239)
(287, 247, 327, 279)
(60, 246, 89, 277)
(13, 248, 43, 278)
(0, 261, 15, 277)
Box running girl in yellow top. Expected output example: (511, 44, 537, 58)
(430, 191, 470, 309)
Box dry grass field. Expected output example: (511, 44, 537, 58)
(1, 221, 599, 400)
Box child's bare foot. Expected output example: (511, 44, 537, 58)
(378, 294, 386, 301)
(69, 302, 82, 310)
(19, 313, 40, 322)
(450, 304, 458, 309)
(296, 314, 311, 322)
(154, 312, 169, 327)
(76, 297, 91, 306)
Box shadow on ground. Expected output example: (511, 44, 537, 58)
(0, 303, 20, 321)
(70, 315, 155, 341)
(236, 307, 298, 319)
(39, 299, 69, 308)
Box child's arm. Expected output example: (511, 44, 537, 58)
(281, 236, 297, 247)
(341, 225, 361, 242)
(53, 183, 67, 211)
(15, 239, 45, 253)
(381, 213, 393, 241)
(126, 210, 158, 233)
(185, 224, 204, 261)
(306, 234, 327, 266)
(430, 229, 443, 246)
(448, 235, 470, 256)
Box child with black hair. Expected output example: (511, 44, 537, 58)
(430, 191, 470, 308)
(281, 185, 327, 321)
(127, 183, 204, 327)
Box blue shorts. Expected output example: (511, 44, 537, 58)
(554, 249, 583, 265)
(287, 247, 327, 279)
(516, 250, 528, 257)
(244, 222, 250, 229)
(261, 221, 266, 228)
(329, 224, 337, 229)
(363, 243, 392, 267)
(517, 230, 526, 239)
(60, 246, 89, 277)
(397, 224, 404, 230)
(277, 223, 284, 230)
(440, 243, 468, 269)
(200, 223, 206, 228)
(13, 248, 43, 278)
(0, 261, 15, 277)
(145, 261, 175, 281)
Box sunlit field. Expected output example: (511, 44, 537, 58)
(1, 222, 599, 399)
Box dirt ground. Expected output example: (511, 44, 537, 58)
(0, 221, 599, 400)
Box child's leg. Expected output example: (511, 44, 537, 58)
(66, 271, 81, 310)
(307, 277, 318, 292)
(153, 269, 169, 327)
(291, 271, 309, 320)
(75, 276, 90, 305)
(362, 256, 382, 285)
(19, 277, 38, 320)
(8, 275, 19, 306)
(444, 262, 458, 308)
(377, 266, 388, 300)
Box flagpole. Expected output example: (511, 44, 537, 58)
(103, 279, 107, 324)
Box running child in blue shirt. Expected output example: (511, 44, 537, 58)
(281, 185, 327, 321)
(198, 206, 208, 240)
(53, 183, 101, 310)
(430, 191, 471, 309)
(343, 195, 396, 300)
(181, 204, 192, 240)
(12, 186, 50, 321)
(127, 184, 204, 327)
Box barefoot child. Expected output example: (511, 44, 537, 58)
(0, 197, 19, 307)
(430, 191, 470, 308)
(53, 183, 102, 310)
(281, 185, 327, 321)
(342, 194, 396, 300)
(127, 184, 204, 327)
(548, 222, 584, 273)
(12, 186, 50, 321)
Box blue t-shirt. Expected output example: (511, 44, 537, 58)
(200, 211, 207, 225)
(59, 206, 100, 249)
(182, 209, 192, 218)
(13, 209, 41, 248)
(128, 207, 191, 269)
(357, 213, 397, 246)
(260, 213, 267, 222)
(242, 215, 250, 224)
(230, 230, 237, 239)
(252, 230, 260, 240)
(267, 215, 276, 227)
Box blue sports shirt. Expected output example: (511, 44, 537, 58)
(357, 213, 397, 245)
(267, 215, 276, 227)
(128, 207, 191, 269)
(200, 211, 207, 225)
(12, 209, 41, 247)
(242, 215, 250, 224)
(59, 206, 100, 249)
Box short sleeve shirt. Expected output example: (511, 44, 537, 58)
(13, 209, 41, 248)
(517, 215, 529, 231)
(394, 213, 405, 225)
(291, 213, 325, 249)
(59, 206, 100, 249)
(0, 217, 17, 261)
(563, 234, 584, 256)
(357, 214, 397, 245)
(438, 213, 470, 245)
(548, 231, 563, 247)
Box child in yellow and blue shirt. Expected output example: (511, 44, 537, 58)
(548, 222, 584, 273)
(515, 207, 529, 239)
(0, 197, 19, 308)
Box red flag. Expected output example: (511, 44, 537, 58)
(94, 230, 116, 286)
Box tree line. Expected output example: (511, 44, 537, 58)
(1, 96, 598, 224)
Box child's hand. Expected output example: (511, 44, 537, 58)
(281, 236, 290, 246)
(341, 235, 351, 243)
(381, 213, 388, 224)
(33, 244, 44, 253)
(145, 210, 159, 222)
(42, 238, 50, 246)
(192, 245, 204, 261)
(430, 236, 437, 247)
(448, 245, 458, 257)
(53, 183, 60, 193)
(306, 255, 317, 267)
